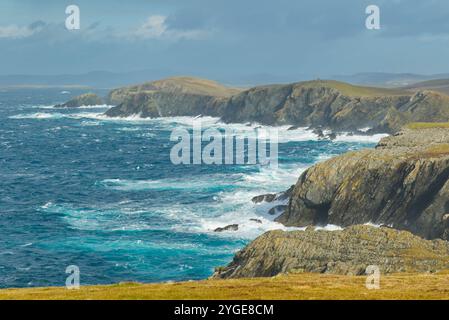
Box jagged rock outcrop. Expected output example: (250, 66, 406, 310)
(276, 127, 449, 241)
(213, 225, 449, 279)
(54, 93, 103, 108)
(102, 77, 449, 133)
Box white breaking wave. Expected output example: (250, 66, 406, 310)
(96, 164, 307, 239)
(46, 162, 346, 239)
(9, 108, 388, 144)
(334, 132, 388, 143)
(101, 174, 244, 191)
(67, 104, 112, 109)
(9, 112, 66, 119)
(28, 104, 112, 110)
(29, 105, 56, 109)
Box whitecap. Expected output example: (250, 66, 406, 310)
(334, 133, 388, 143)
(71, 104, 112, 109)
(100, 174, 243, 192)
(9, 112, 66, 120)
(20, 243, 33, 247)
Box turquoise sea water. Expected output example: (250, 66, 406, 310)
(0, 88, 383, 288)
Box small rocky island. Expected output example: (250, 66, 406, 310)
(54, 93, 103, 108)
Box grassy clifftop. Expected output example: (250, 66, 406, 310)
(1, 271, 448, 300)
(108, 76, 241, 105)
(403, 78, 449, 96)
(296, 80, 409, 97)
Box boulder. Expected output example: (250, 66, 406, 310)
(214, 224, 239, 232)
(251, 186, 294, 204)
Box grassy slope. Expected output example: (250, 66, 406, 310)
(112, 77, 409, 100)
(403, 79, 449, 96)
(297, 80, 410, 97)
(406, 122, 449, 129)
(1, 272, 449, 300)
(112, 77, 242, 97)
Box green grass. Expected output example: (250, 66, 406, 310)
(297, 80, 410, 97)
(406, 122, 449, 129)
(403, 79, 449, 96)
(1, 272, 449, 300)
(114, 76, 242, 97)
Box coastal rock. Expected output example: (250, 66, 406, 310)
(212, 225, 449, 279)
(251, 186, 294, 204)
(214, 224, 239, 232)
(268, 205, 287, 215)
(312, 128, 325, 138)
(276, 127, 449, 241)
(54, 93, 103, 108)
(251, 193, 276, 204)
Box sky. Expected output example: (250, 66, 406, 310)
(1, 0, 449, 80)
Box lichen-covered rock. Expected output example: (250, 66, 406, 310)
(213, 225, 449, 279)
(54, 93, 103, 108)
(276, 127, 449, 240)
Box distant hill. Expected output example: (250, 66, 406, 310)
(0, 70, 176, 89)
(3, 70, 449, 89)
(402, 79, 449, 96)
(334, 72, 449, 87)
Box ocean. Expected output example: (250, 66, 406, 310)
(0, 88, 386, 288)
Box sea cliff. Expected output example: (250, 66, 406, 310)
(276, 126, 449, 241)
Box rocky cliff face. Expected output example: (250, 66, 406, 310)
(276, 127, 449, 241)
(103, 77, 449, 133)
(213, 225, 449, 279)
(220, 82, 449, 133)
(54, 93, 103, 108)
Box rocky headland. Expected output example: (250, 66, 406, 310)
(99, 77, 449, 133)
(214, 125, 449, 278)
